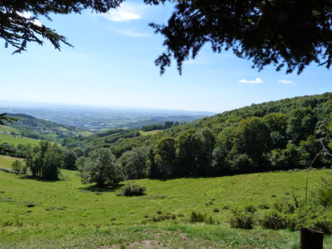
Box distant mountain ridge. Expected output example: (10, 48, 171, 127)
(3, 113, 92, 142)
(0, 104, 214, 132)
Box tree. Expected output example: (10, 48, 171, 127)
(77, 148, 123, 187)
(63, 149, 78, 170)
(286, 108, 317, 144)
(39, 142, 64, 180)
(154, 136, 176, 177)
(0, 0, 125, 53)
(176, 129, 200, 175)
(23, 141, 64, 180)
(150, 0, 332, 74)
(1, 1, 330, 75)
(116, 147, 149, 179)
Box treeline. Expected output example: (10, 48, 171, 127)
(142, 121, 177, 131)
(60, 93, 332, 184)
(5, 93, 332, 185)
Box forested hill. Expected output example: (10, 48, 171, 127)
(3, 113, 92, 142)
(64, 92, 332, 179)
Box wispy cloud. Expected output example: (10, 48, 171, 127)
(277, 79, 296, 85)
(116, 29, 151, 37)
(238, 78, 264, 84)
(102, 2, 144, 22)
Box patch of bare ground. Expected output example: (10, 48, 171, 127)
(99, 230, 221, 249)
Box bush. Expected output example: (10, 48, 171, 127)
(11, 160, 23, 172)
(189, 211, 205, 223)
(317, 177, 332, 207)
(312, 215, 332, 234)
(189, 211, 216, 224)
(229, 209, 255, 229)
(244, 204, 257, 213)
(118, 182, 146, 196)
(259, 211, 291, 230)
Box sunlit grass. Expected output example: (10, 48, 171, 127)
(0, 155, 25, 169)
(0, 133, 39, 147)
(139, 130, 162, 136)
(0, 125, 20, 134)
(0, 168, 331, 248)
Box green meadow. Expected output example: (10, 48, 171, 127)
(0, 163, 331, 248)
(0, 133, 39, 147)
(139, 130, 162, 136)
(0, 155, 25, 169)
(0, 125, 20, 134)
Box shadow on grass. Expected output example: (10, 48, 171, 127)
(17, 174, 57, 182)
(79, 183, 125, 193)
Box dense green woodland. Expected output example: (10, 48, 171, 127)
(1, 93, 331, 183)
(59, 92, 332, 184)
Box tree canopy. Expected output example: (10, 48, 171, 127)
(1, 0, 331, 74)
(0, 0, 123, 53)
(151, 0, 332, 74)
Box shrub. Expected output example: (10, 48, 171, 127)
(189, 211, 205, 223)
(258, 204, 270, 209)
(205, 216, 217, 225)
(312, 215, 332, 234)
(259, 211, 291, 230)
(229, 209, 255, 229)
(244, 204, 257, 213)
(316, 177, 332, 207)
(119, 182, 146, 196)
(11, 160, 23, 172)
(189, 211, 216, 224)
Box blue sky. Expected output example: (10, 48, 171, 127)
(0, 1, 331, 113)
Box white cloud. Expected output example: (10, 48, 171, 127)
(238, 78, 264, 84)
(277, 79, 296, 85)
(102, 2, 144, 22)
(18, 12, 42, 27)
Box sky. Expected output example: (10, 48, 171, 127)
(0, 1, 331, 113)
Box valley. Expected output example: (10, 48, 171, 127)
(0, 93, 331, 248)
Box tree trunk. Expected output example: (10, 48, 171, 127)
(300, 228, 324, 249)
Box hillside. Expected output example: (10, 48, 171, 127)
(0, 167, 331, 248)
(64, 92, 332, 178)
(1, 113, 93, 143)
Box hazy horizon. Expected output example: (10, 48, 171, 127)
(0, 1, 331, 113)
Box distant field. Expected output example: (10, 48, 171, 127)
(0, 155, 25, 169)
(0, 125, 20, 134)
(0, 133, 39, 147)
(77, 131, 94, 137)
(139, 130, 162, 136)
(0, 168, 331, 248)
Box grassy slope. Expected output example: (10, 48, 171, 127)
(0, 168, 331, 248)
(0, 133, 39, 147)
(139, 130, 162, 136)
(0, 125, 20, 134)
(0, 155, 25, 169)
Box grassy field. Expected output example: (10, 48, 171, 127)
(0, 133, 40, 147)
(77, 131, 94, 137)
(139, 130, 162, 136)
(0, 125, 20, 134)
(0, 168, 331, 248)
(0, 155, 25, 169)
